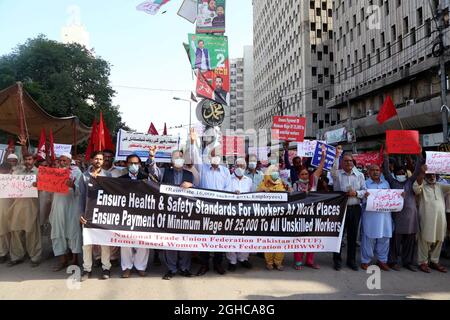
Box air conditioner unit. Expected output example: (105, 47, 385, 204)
(406, 99, 415, 107)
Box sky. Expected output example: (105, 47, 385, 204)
(0, 0, 253, 140)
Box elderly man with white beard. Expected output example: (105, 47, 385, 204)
(413, 165, 450, 273)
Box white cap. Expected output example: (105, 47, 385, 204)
(60, 152, 72, 160)
(7, 154, 18, 160)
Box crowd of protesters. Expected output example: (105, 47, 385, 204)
(1, 130, 450, 281)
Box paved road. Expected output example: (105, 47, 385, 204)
(1, 251, 450, 300)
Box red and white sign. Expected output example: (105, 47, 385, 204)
(222, 136, 245, 157)
(386, 130, 420, 154)
(366, 189, 404, 212)
(353, 152, 381, 167)
(272, 116, 306, 142)
(426, 152, 450, 174)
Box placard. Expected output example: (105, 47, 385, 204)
(272, 116, 306, 142)
(425, 152, 450, 174)
(311, 142, 336, 171)
(386, 130, 420, 154)
(37, 167, 70, 194)
(0, 175, 38, 198)
(366, 189, 404, 212)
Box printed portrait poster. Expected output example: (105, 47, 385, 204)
(188, 34, 228, 71)
(196, 64, 230, 106)
(196, 0, 226, 34)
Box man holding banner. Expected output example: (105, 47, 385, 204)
(7, 154, 41, 267)
(147, 149, 195, 280)
(79, 151, 112, 280)
(331, 150, 367, 271)
(383, 151, 423, 272)
(48, 153, 83, 271)
(0, 163, 13, 264)
(360, 165, 393, 271)
(119, 154, 150, 278)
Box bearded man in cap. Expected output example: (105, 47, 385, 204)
(48, 153, 83, 271)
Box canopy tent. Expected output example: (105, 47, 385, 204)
(0, 82, 91, 149)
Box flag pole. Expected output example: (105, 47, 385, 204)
(397, 114, 404, 130)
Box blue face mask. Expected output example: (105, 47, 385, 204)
(271, 172, 280, 181)
(128, 164, 140, 174)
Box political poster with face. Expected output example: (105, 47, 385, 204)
(189, 34, 228, 71)
(196, 0, 226, 34)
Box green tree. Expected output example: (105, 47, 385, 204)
(0, 35, 129, 146)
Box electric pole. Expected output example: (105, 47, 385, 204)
(438, 1, 449, 142)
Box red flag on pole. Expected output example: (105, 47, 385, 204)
(103, 122, 115, 152)
(163, 123, 168, 136)
(85, 119, 98, 161)
(37, 128, 46, 161)
(48, 129, 56, 162)
(97, 112, 106, 152)
(377, 96, 397, 124)
(147, 122, 159, 135)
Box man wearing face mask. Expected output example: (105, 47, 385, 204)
(413, 165, 450, 273)
(245, 154, 264, 192)
(226, 158, 253, 271)
(148, 149, 195, 280)
(119, 154, 150, 278)
(383, 150, 423, 271)
(188, 129, 231, 276)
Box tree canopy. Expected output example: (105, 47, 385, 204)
(0, 35, 129, 143)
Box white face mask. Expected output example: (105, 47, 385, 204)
(211, 156, 221, 165)
(248, 162, 257, 170)
(173, 158, 185, 169)
(235, 168, 245, 177)
(396, 175, 407, 183)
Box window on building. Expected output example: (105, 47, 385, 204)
(312, 67, 317, 76)
(312, 91, 318, 99)
(417, 7, 423, 25)
(313, 113, 318, 123)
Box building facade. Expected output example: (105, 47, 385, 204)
(325, 0, 450, 150)
(253, 0, 337, 139)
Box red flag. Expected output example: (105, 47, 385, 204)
(196, 70, 215, 101)
(37, 128, 46, 161)
(103, 122, 115, 152)
(97, 112, 106, 151)
(163, 123, 167, 136)
(48, 129, 56, 162)
(85, 119, 98, 161)
(147, 122, 159, 135)
(377, 96, 397, 124)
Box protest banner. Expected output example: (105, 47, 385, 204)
(196, 0, 225, 34)
(54, 144, 72, 157)
(0, 174, 38, 199)
(353, 152, 381, 167)
(425, 152, 450, 174)
(325, 127, 347, 144)
(115, 129, 179, 162)
(386, 130, 420, 154)
(366, 189, 404, 212)
(271, 116, 306, 142)
(222, 136, 245, 157)
(177, 0, 197, 23)
(37, 167, 70, 194)
(83, 177, 348, 253)
(311, 142, 336, 171)
(297, 140, 325, 158)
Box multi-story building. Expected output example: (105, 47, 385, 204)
(224, 46, 255, 133)
(325, 0, 450, 150)
(253, 0, 337, 139)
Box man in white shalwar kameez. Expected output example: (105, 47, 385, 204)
(48, 153, 83, 271)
